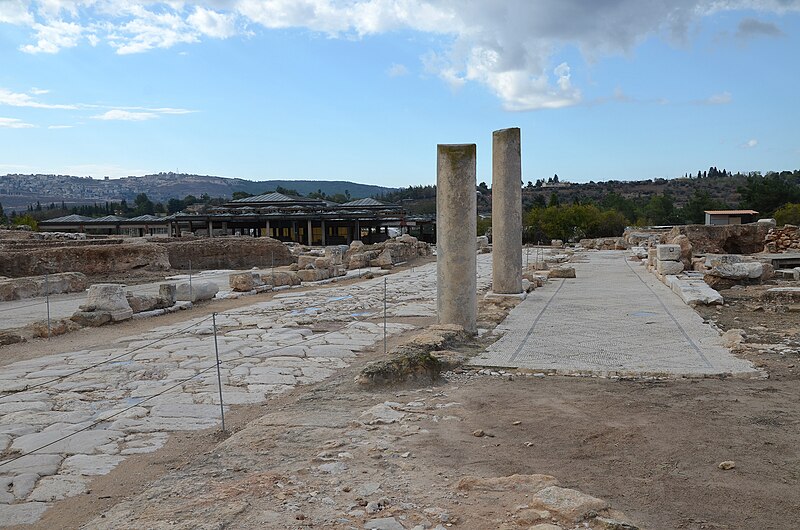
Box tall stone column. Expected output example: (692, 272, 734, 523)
(437, 144, 477, 333)
(492, 127, 523, 294)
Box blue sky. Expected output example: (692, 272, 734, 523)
(0, 1, 798, 188)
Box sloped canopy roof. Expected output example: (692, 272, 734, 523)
(42, 214, 93, 223)
(340, 198, 390, 207)
(92, 215, 126, 222)
(231, 192, 323, 204)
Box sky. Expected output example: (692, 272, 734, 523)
(0, 0, 798, 188)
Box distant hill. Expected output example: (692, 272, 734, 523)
(0, 173, 397, 211)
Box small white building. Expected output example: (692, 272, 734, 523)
(704, 210, 759, 225)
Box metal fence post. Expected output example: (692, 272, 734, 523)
(212, 312, 226, 432)
(45, 272, 51, 339)
(383, 277, 387, 354)
(188, 259, 193, 301)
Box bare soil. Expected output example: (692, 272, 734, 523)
(7, 266, 800, 530)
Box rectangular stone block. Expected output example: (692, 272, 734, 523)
(656, 259, 684, 275)
(656, 245, 681, 261)
(647, 248, 657, 268)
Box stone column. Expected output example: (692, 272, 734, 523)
(265, 220, 270, 238)
(307, 219, 313, 245)
(437, 144, 477, 333)
(492, 127, 523, 294)
(321, 220, 327, 246)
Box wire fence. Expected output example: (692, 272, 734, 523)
(0, 273, 58, 338)
(0, 273, 395, 470)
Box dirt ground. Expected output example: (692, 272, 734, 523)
(5, 267, 800, 530)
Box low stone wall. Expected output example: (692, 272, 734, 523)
(578, 237, 625, 250)
(0, 272, 88, 301)
(764, 225, 800, 252)
(157, 237, 293, 270)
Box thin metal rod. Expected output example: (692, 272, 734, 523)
(188, 259, 193, 301)
(383, 277, 387, 354)
(212, 312, 226, 432)
(271, 250, 275, 285)
(45, 272, 51, 339)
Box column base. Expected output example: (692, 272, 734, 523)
(484, 291, 527, 301)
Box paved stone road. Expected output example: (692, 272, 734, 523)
(473, 251, 760, 378)
(0, 256, 494, 526)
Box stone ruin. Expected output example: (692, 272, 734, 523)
(344, 234, 432, 271)
(765, 224, 800, 252)
(71, 283, 186, 326)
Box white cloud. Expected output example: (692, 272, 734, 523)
(706, 91, 733, 104)
(29, 87, 50, 95)
(48, 124, 74, 129)
(92, 109, 160, 121)
(188, 6, 237, 38)
(5, 1, 800, 110)
(0, 117, 35, 129)
(0, 0, 33, 25)
(387, 63, 409, 77)
(20, 20, 83, 54)
(0, 88, 76, 109)
(742, 138, 758, 148)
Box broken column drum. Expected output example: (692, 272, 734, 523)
(491, 127, 523, 294)
(437, 144, 478, 333)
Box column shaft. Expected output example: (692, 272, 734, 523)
(492, 127, 523, 294)
(437, 144, 477, 333)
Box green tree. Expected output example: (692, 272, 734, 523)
(0, 202, 6, 225)
(738, 172, 800, 215)
(231, 191, 253, 200)
(679, 190, 728, 224)
(548, 191, 560, 207)
(133, 193, 155, 215)
(774, 203, 800, 226)
(477, 216, 492, 236)
(12, 213, 38, 230)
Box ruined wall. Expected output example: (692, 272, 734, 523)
(0, 241, 170, 277)
(667, 223, 770, 255)
(764, 225, 800, 253)
(579, 237, 625, 250)
(159, 237, 293, 270)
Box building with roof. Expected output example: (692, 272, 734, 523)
(40, 193, 410, 244)
(704, 210, 759, 225)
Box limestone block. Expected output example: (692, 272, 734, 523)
(350, 240, 365, 251)
(630, 246, 648, 259)
(396, 234, 418, 245)
(176, 280, 219, 302)
(476, 235, 489, 249)
(548, 266, 576, 278)
(550, 239, 564, 248)
(706, 254, 743, 267)
(297, 269, 329, 282)
(647, 248, 657, 268)
(348, 253, 369, 269)
(370, 249, 393, 269)
(261, 271, 300, 287)
(709, 262, 763, 280)
(71, 311, 112, 327)
(297, 255, 317, 269)
(656, 244, 681, 261)
(85, 284, 132, 321)
(125, 293, 163, 313)
(159, 283, 177, 305)
(656, 259, 684, 275)
(229, 271, 263, 292)
(314, 257, 332, 270)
